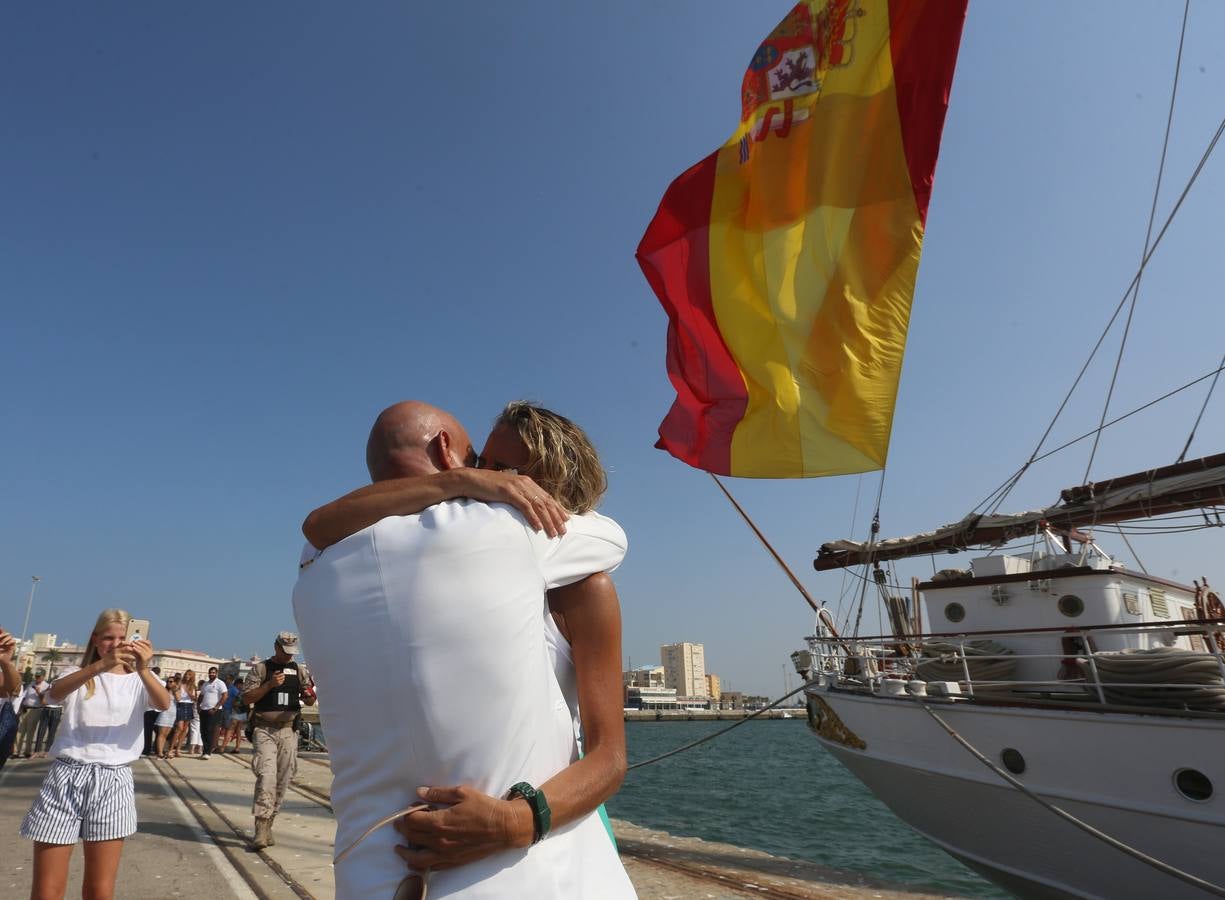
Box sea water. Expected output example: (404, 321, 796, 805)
(607, 720, 1006, 898)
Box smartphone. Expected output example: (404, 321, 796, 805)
(125, 620, 147, 643)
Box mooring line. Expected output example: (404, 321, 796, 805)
(627, 683, 812, 771)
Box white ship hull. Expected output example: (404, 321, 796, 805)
(808, 687, 1224, 899)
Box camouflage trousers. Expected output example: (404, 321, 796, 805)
(251, 724, 297, 819)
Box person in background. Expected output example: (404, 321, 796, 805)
(34, 680, 65, 759)
(154, 674, 180, 758)
(141, 666, 162, 756)
(222, 690, 248, 755)
(168, 669, 196, 758)
(0, 628, 21, 769)
(197, 666, 227, 759)
(241, 633, 315, 849)
(16, 670, 51, 759)
(217, 674, 239, 751)
(21, 608, 171, 900)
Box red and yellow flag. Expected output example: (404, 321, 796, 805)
(637, 0, 966, 477)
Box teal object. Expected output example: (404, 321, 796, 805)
(597, 802, 617, 848)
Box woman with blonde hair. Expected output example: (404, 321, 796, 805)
(21, 608, 171, 899)
(303, 401, 632, 889)
(168, 669, 196, 758)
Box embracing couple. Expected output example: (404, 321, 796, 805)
(293, 400, 638, 899)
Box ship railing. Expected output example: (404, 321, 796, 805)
(804, 618, 1225, 707)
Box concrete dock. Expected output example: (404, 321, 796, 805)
(1, 752, 955, 899)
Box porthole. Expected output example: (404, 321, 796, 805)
(1001, 748, 1026, 775)
(944, 602, 966, 624)
(1174, 768, 1213, 802)
(1057, 594, 1085, 618)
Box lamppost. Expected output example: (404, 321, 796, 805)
(20, 575, 41, 644)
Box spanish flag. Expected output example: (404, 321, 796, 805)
(637, 0, 966, 477)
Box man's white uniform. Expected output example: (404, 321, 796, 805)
(293, 499, 637, 899)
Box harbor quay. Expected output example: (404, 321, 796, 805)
(0, 750, 956, 899)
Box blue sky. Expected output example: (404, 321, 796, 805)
(3, 2, 1224, 696)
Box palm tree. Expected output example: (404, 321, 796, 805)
(44, 648, 62, 680)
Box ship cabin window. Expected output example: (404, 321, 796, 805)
(1174, 768, 1213, 802)
(944, 602, 966, 624)
(1057, 594, 1084, 618)
(1001, 748, 1026, 775)
(1150, 588, 1170, 618)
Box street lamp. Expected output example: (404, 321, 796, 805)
(20, 576, 41, 644)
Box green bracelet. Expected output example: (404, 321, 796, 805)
(507, 781, 551, 844)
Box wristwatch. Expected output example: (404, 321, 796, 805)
(507, 781, 551, 844)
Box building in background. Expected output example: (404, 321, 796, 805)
(705, 673, 721, 701)
(660, 642, 708, 701)
(17, 634, 84, 680)
(622, 664, 676, 709)
(152, 648, 229, 679)
(623, 665, 666, 689)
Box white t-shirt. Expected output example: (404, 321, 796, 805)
(293, 500, 636, 899)
(21, 681, 50, 709)
(50, 671, 150, 765)
(197, 677, 228, 710)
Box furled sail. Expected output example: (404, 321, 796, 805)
(637, 0, 967, 477)
(813, 452, 1225, 570)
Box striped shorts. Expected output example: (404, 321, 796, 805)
(21, 758, 137, 844)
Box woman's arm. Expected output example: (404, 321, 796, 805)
(394, 574, 626, 867)
(129, 640, 172, 710)
(48, 646, 134, 703)
(0, 629, 19, 698)
(302, 469, 569, 550)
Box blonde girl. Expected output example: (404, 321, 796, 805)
(21, 608, 171, 900)
(169, 669, 196, 758)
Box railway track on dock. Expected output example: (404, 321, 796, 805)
(154, 755, 321, 900)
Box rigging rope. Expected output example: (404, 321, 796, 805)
(973, 360, 1225, 515)
(1177, 348, 1225, 464)
(919, 702, 1225, 897)
(979, 109, 1225, 516)
(1082, 0, 1191, 484)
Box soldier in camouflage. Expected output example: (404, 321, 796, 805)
(241, 631, 315, 850)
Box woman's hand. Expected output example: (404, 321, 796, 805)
(126, 639, 154, 670)
(101, 645, 137, 672)
(392, 785, 532, 871)
(0, 629, 15, 662)
(453, 469, 569, 537)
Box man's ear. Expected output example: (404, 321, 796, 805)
(431, 429, 464, 471)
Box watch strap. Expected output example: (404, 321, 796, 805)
(507, 781, 551, 844)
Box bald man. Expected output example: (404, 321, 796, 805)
(293, 401, 635, 899)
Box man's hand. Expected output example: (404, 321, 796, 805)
(454, 470, 569, 538)
(268, 670, 286, 688)
(392, 785, 531, 871)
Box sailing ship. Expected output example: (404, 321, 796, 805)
(795, 456, 1225, 898)
(635, 1, 1224, 896)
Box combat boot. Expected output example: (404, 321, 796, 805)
(266, 815, 277, 846)
(251, 817, 273, 850)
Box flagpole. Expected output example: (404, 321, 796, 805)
(20, 575, 41, 644)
